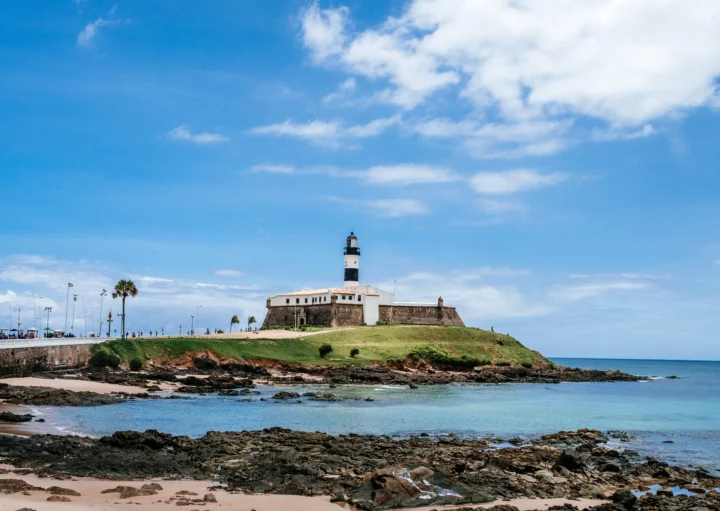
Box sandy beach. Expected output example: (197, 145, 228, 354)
(0, 377, 153, 394)
(0, 466, 608, 511)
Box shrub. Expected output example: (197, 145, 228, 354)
(319, 344, 333, 358)
(129, 358, 144, 371)
(521, 362, 533, 369)
(495, 361, 511, 367)
(216, 329, 224, 334)
(407, 346, 480, 370)
(375, 320, 390, 326)
(89, 350, 121, 369)
(350, 348, 360, 358)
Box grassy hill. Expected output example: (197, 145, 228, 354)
(91, 326, 549, 369)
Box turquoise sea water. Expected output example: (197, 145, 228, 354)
(37, 358, 720, 470)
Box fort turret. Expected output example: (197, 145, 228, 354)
(344, 232, 360, 287)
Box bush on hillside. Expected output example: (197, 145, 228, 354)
(129, 358, 144, 371)
(89, 350, 121, 369)
(319, 344, 333, 358)
(521, 361, 533, 369)
(495, 361, 511, 367)
(350, 348, 360, 358)
(407, 345, 481, 370)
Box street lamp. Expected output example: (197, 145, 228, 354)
(190, 314, 196, 336)
(71, 294, 78, 336)
(99, 289, 107, 338)
(64, 283, 73, 333)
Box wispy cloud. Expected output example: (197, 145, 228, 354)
(251, 164, 295, 174)
(77, 5, 118, 47)
(323, 77, 357, 104)
(331, 197, 428, 217)
(214, 269, 245, 278)
(252, 163, 458, 187)
(168, 125, 229, 144)
(470, 169, 568, 195)
(248, 115, 400, 148)
(549, 281, 649, 301)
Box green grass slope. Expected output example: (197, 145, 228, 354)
(91, 325, 549, 368)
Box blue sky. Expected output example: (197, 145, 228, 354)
(2, 0, 720, 359)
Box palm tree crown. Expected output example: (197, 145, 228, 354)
(112, 279, 138, 340)
(112, 279, 139, 300)
(230, 315, 240, 333)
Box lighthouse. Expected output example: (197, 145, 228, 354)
(344, 232, 360, 287)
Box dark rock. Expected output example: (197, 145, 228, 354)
(0, 412, 34, 423)
(47, 486, 81, 496)
(272, 392, 300, 400)
(611, 488, 637, 510)
(0, 384, 122, 407)
(46, 495, 71, 502)
(601, 463, 622, 473)
(554, 452, 585, 472)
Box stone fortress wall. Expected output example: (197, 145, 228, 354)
(0, 343, 93, 377)
(262, 296, 464, 329)
(379, 303, 464, 327)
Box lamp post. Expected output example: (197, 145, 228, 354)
(99, 289, 107, 338)
(44, 306, 52, 337)
(107, 310, 113, 338)
(64, 283, 73, 333)
(190, 315, 195, 336)
(71, 294, 78, 336)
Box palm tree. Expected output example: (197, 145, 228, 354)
(247, 315, 257, 332)
(230, 315, 240, 333)
(112, 279, 138, 340)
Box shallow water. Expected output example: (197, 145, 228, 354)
(39, 358, 720, 470)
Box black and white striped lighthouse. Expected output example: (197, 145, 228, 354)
(343, 232, 360, 287)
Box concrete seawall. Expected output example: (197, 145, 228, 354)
(0, 339, 105, 377)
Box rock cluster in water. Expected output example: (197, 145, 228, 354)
(0, 428, 717, 510)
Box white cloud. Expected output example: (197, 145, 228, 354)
(357, 164, 459, 186)
(135, 276, 174, 284)
(549, 281, 648, 301)
(470, 169, 567, 195)
(251, 164, 295, 174)
(258, 163, 458, 187)
(301, 0, 720, 156)
(168, 125, 229, 144)
(248, 115, 400, 147)
(214, 269, 246, 278)
(300, 1, 349, 63)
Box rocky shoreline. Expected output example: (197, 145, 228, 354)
(61, 361, 646, 391)
(0, 427, 716, 510)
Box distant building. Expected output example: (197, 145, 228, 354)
(262, 232, 464, 329)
